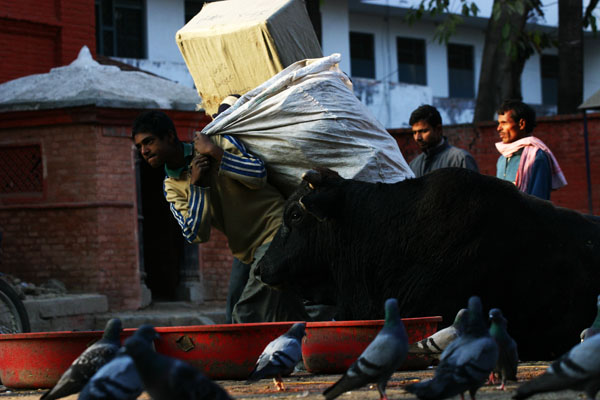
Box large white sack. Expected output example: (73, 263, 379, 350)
(201, 53, 414, 198)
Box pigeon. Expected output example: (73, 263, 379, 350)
(247, 322, 306, 391)
(409, 308, 467, 359)
(123, 325, 232, 400)
(405, 296, 499, 400)
(323, 298, 408, 400)
(488, 308, 518, 390)
(78, 325, 158, 400)
(580, 294, 600, 342)
(513, 332, 600, 400)
(41, 318, 123, 400)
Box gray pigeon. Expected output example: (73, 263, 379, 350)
(247, 322, 306, 391)
(405, 296, 499, 400)
(78, 325, 158, 400)
(323, 298, 408, 400)
(488, 308, 518, 390)
(513, 332, 600, 400)
(123, 325, 231, 400)
(41, 318, 123, 400)
(580, 294, 600, 342)
(409, 308, 467, 359)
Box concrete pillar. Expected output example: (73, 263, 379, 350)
(176, 243, 204, 304)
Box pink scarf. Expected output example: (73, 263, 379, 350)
(495, 136, 567, 191)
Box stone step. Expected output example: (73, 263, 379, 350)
(22, 295, 226, 332)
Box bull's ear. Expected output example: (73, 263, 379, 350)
(299, 187, 342, 221)
(302, 168, 342, 190)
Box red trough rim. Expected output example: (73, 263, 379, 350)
(0, 321, 306, 340)
(0, 318, 443, 339)
(306, 316, 443, 327)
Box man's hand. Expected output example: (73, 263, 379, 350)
(194, 133, 224, 161)
(190, 155, 211, 186)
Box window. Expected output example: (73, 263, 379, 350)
(185, 0, 206, 23)
(95, 0, 145, 58)
(350, 32, 375, 79)
(541, 54, 558, 105)
(396, 37, 426, 85)
(447, 43, 475, 98)
(0, 145, 43, 197)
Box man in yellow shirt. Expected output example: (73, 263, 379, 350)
(132, 108, 307, 323)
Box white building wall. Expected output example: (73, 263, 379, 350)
(584, 36, 600, 100)
(146, 0, 186, 62)
(320, 0, 351, 74)
(124, 0, 600, 127)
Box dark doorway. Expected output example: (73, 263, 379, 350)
(137, 156, 183, 300)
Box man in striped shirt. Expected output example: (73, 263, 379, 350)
(132, 109, 307, 323)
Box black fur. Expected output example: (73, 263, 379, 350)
(257, 167, 600, 360)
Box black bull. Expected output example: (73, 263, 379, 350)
(257, 167, 600, 360)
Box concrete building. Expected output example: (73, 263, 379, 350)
(3, 1, 598, 128)
(99, 0, 600, 127)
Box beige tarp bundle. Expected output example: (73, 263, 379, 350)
(176, 0, 322, 117)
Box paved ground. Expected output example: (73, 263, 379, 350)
(0, 362, 578, 400)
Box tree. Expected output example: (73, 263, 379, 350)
(407, 0, 599, 121)
(558, 0, 583, 114)
(474, 0, 537, 121)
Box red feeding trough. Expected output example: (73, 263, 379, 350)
(302, 317, 442, 374)
(150, 322, 299, 380)
(0, 317, 441, 389)
(0, 321, 299, 388)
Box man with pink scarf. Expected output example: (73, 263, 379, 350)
(495, 100, 567, 200)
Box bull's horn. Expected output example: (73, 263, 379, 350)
(298, 197, 307, 211)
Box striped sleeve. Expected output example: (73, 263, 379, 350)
(164, 179, 211, 243)
(218, 135, 267, 189)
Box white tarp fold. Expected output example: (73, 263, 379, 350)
(201, 54, 414, 197)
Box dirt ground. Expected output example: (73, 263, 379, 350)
(0, 362, 583, 400)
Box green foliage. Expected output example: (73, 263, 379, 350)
(404, 0, 552, 61)
(583, 0, 599, 35)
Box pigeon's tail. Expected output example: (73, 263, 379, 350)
(323, 379, 349, 400)
(409, 338, 443, 355)
(39, 382, 81, 400)
(513, 373, 574, 400)
(404, 379, 443, 400)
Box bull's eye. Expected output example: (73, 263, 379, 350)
(290, 210, 303, 222)
(287, 204, 304, 224)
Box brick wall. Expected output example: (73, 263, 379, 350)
(390, 112, 600, 214)
(0, 0, 95, 84)
(0, 107, 222, 308)
(200, 230, 234, 301)
(0, 110, 140, 310)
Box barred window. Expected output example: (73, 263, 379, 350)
(447, 43, 475, 98)
(0, 145, 43, 195)
(350, 32, 375, 79)
(397, 37, 426, 85)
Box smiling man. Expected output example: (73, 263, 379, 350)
(408, 104, 478, 178)
(495, 100, 567, 200)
